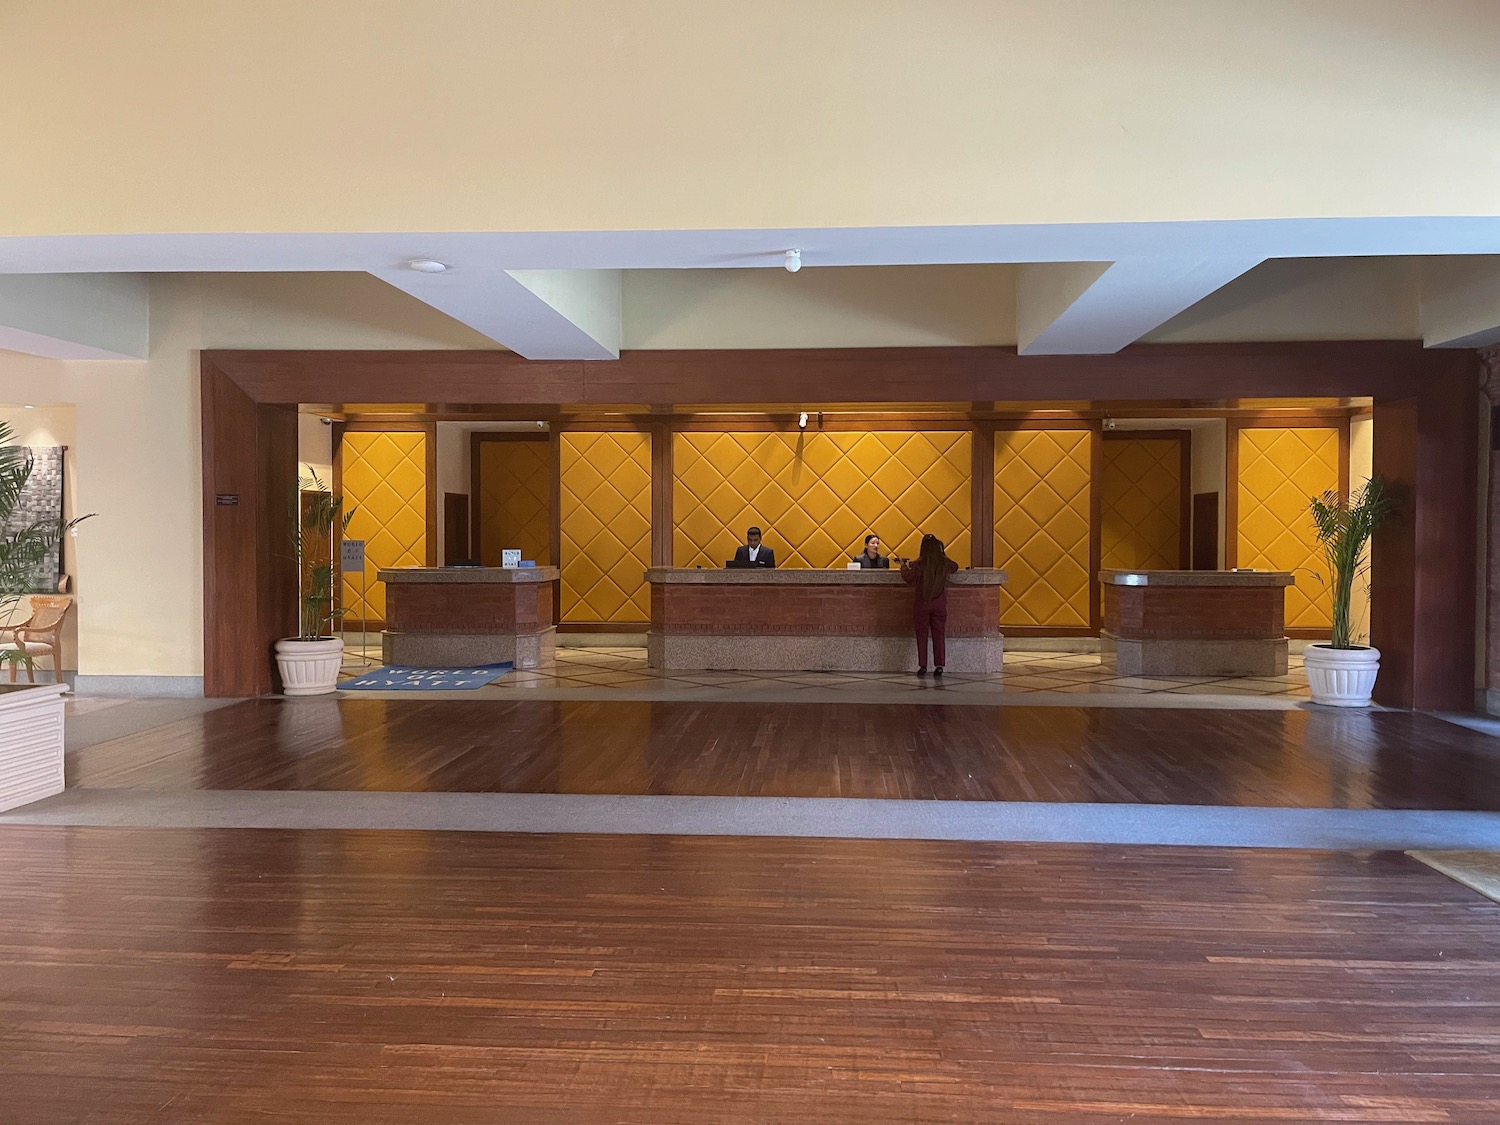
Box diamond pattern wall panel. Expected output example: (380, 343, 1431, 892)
(476, 439, 551, 566)
(340, 431, 428, 625)
(559, 431, 653, 624)
(994, 430, 1092, 628)
(1236, 427, 1339, 630)
(673, 431, 971, 569)
(1100, 438, 1183, 571)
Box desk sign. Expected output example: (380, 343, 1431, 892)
(341, 539, 366, 572)
(501, 549, 521, 569)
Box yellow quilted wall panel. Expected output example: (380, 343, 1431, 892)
(339, 431, 429, 624)
(994, 430, 1093, 628)
(559, 431, 653, 623)
(673, 431, 971, 569)
(476, 438, 551, 566)
(1236, 427, 1340, 630)
(1100, 438, 1183, 571)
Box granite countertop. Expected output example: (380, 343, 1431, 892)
(1098, 568, 1295, 588)
(645, 567, 1008, 586)
(378, 566, 561, 584)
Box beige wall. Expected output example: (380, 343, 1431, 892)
(1145, 258, 1421, 344)
(625, 266, 1018, 349)
(6, 3, 1500, 236)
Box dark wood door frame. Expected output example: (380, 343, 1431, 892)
(202, 342, 1479, 706)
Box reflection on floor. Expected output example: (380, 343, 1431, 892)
(3, 827, 1498, 1124)
(340, 639, 1312, 704)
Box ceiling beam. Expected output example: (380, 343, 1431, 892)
(374, 267, 621, 360)
(1017, 257, 1263, 355)
(0, 273, 148, 360)
(1420, 256, 1500, 348)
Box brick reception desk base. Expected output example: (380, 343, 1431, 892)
(1099, 569, 1296, 677)
(645, 568, 1007, 673)
(379, 567, 559, 669)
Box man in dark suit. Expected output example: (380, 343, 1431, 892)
(732, 526, 776, 568)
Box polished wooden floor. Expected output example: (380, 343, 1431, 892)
(67, 698, 1500, 809)
(0, 827, 1496, 1124)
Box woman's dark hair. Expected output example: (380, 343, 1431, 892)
(864, 534, 878, 548)
(917, 534, 950, 601)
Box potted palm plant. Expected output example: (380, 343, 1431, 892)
(273, 472, 354, 696)
(1302, 477, 1395, 707)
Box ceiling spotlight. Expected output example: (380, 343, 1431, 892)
(798, 411, 809, 430)
(406, 259, 448, 274)
(784, 249, 802, 273)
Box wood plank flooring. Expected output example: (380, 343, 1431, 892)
(0, 827, 1497, 1124)
(66, 698, 1500, 809)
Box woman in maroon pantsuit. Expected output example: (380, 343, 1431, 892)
(899, 534, 959, 676)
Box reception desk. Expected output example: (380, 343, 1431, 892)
(1100, 569, 1295, 677)
(646, 567, 1008, 673)
(379, 566, 559, 669)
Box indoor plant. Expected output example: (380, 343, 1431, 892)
(0, 420, 92, 812)
(273, 472, 354, 696)
(1302, 477, 1394, 707)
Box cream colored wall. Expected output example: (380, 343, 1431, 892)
(297, 412, 333, 484)
(1145, 258, 1421, 343)
(0, 405, 79, 669)
(7, 3, 1499, 235)
(625, 267, 1018, 349)
(1349, 415, 1374, 644)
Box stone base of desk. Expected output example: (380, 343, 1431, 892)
(383, 627, 555, 670)
(1101, 631, 1288, 678)
(647, 632, 1003, 674)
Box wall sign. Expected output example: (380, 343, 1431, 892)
(214, 494, 239, 506)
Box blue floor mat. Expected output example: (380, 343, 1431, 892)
(339, 663, 513, 691)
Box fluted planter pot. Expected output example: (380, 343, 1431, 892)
(274, 637, 344, 696)
(1303, 643, 1380, 707)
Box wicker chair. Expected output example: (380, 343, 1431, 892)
(0, 594, 73, 683)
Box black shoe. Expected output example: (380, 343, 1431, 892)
(916, 667, 928, 677)
(934, 667, 944, 677)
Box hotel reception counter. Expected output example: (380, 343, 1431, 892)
(645, 567, 1008, 673)
(1099, 568, 1295, 677)
(379, 566, 559, 669)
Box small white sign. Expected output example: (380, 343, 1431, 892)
(340, 539, 366, 572)
(501, 549, 521, 569)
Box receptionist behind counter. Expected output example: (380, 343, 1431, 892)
(851, 534, 890, 569)
(729, 526, 776, 568)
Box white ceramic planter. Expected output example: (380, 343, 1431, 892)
(274, 637, 345, 696)
(1303, 643, 1380, 707)
(0, 682, 68, 812)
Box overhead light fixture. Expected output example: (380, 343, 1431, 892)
(21, 404, 33, 410)
(798, 411, 809, 429)
(784, 249, 802, 273)
(406, 259, 448, 273)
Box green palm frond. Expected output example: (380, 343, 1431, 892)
(1308, 477, 1396, 650)
(0, 421, 95, 623)
(291, 470, 357, 640)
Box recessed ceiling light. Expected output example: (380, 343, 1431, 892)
(406, 259, 448, 274)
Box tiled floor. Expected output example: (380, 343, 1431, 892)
(340, 638, 1311, 701)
